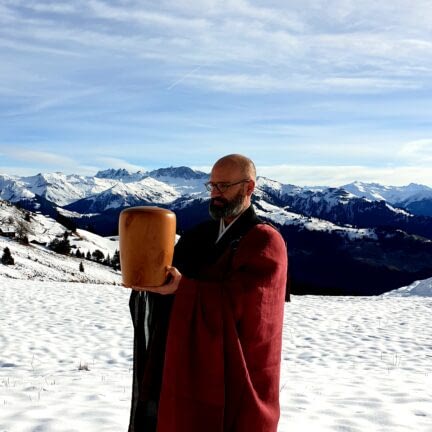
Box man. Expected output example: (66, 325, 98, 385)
(128, 154, 288, 432)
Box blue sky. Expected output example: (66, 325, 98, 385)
(1, 0, 432, 186)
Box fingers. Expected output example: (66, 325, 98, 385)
(122, 266, 182, 295)
(166, 265, 181, 278)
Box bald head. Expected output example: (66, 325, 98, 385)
(212, 154, 256, 182)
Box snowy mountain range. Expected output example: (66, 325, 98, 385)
(2, 167, 432, 215)
(337, 180, 432, 211)
(1, 166, 432, 295)
(2, 168, 432, 219)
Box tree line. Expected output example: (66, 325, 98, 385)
(47, 231, 120, 270)
(1, 231, 120, 273)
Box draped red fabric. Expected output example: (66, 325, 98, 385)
(156, 224, 287, 432)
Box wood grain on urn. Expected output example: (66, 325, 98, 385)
(119, 206, 176, 288)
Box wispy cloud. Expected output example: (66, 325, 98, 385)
(0, 147, 147, 176)
(86, 0, 209, 31)
(188, 72, 421, 93)
(23, 2, 78, 14)
(398, 139, 432, 163)
(1, 87, 104, 117)
(258, 164, 432, 187)
(0, 38, 83, 57)
(1, 148, 77, 166)
(2, 0, 431, 93)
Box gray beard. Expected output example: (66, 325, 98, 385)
(209, 192, 245, 221)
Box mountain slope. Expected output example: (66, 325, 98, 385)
(382, 276, 432, 297)
(65, 178, 180, 213)
(0, 173, 116, 207)
(258, 182, 432, 240)
(342, 181, 432, 203)
(0, 236, 120, 283)
(343, 181, 432, 217)
(0, 200, 120, 283)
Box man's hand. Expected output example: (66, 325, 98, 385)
(129, 266, 182, 295)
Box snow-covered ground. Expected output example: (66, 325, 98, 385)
(0, 279, 130, 431)
(1, 277, 431, 431)
(0, 236, 121, 284)
(0, 199, 121, 284)
(279, 293, 432, 432)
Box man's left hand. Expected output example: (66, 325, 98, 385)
(129, 266, 182, 295)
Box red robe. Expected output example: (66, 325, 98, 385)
(157, 223, 287, 432)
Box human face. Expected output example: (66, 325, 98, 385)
(208, 163, 250, 222)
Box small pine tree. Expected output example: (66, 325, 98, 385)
(86, 251, 91, 260)
(79, 262, 84, 272)
(16, 219, 30, 244)
(112, 249, 121, 270)
(75, 249, 82, 258)
(92, 249, 104, 262)
(48, 235, 71, 255)
(1, 247, 14, 265)
(103, 253, 111, 267)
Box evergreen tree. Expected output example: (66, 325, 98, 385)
(1, 247, 14, 265)
(112, 249, 121, 270)
(92, 249, 104, 262)
(86, 251, 91, 260)
(48, 232, 71, 255)
(16, 219, 30, 244)
(103, 253, 111, 267)
(79, 262, 85, 272)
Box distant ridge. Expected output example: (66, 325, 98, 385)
(148, 166, 208, 180)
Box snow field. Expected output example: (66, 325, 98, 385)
(1, 280, 132, 431)
(279, 295, 432, 431)
(0, 236, 121, 284)
(0, 278, 431, 431)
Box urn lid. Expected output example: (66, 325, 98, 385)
(120, 206, 175, 216)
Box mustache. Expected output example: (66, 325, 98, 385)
(210, 197, 228, 205)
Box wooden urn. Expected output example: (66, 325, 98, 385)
(119, 206, 176, 288)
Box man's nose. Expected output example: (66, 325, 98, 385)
(210, 186, 222, 198)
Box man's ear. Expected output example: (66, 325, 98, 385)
(246, 180, 255, 196)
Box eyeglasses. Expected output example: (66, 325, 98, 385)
(204, 179, 250, 193)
